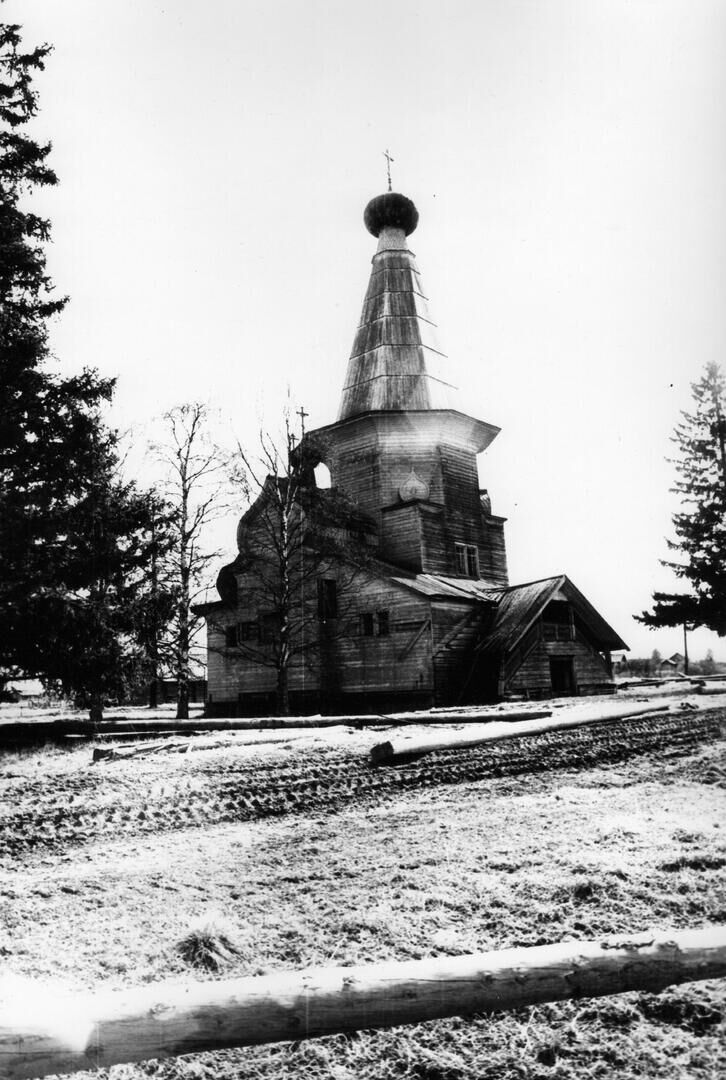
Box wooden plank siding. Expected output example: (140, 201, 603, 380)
(205, 570, 436, 716)
(479, 515, 508, 585)
(318, 412, 505, 583)
(205, 609, 318, 711)
(506, 636, 613, 699)
(431, 602, 488, 706)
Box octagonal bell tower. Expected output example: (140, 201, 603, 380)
(309, 190, 508, 584)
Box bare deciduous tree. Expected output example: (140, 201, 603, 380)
(225, 413, 372, 716)
(152, 403, 231, 719)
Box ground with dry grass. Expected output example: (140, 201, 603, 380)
(1, 713, 725, 1079)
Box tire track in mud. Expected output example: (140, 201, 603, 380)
(1, 712, 722, 856)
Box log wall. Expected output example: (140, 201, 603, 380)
(206, 569, 436, 716)
(431, 602, 488, 705)
(479, 514, 508, 585)
(205, 607, 318, 712)
(319, 575, 434, 701)
(506, 636, 613, 698)
(321, 412, 507, 582)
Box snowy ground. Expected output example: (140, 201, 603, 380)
(3, 679, 726, 737)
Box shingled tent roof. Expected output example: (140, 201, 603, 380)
(337, 192, 459, 420)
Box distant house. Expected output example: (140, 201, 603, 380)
(0, 678, 44, 703)
(658, 657, 680, 675)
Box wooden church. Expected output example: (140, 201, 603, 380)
(198, 189, 627, 715)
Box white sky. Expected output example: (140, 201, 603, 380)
(10, 0, 726, 661)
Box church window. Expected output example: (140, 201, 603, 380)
(317, 578, 338, 619)
(360, 613, 375, 636)
(226, 621, 259, 647)
(377, 610, 390, 636)
(542, 601, 573, 642)
(455, 543, 479, 578)
(314, 462, 331, 489)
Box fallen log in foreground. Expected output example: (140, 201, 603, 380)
(0, 709, 551, 749)
(1, 927, 724, 1080)
(370, 702, 671, 763)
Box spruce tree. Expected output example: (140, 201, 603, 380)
(638, 362, 726, 635)
(0, 19, 172, 717)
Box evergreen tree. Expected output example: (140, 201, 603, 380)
(638, 362, 726, 635)
(701, 648, 716, 675)
(0, 19, 171, 718)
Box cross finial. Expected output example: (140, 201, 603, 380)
(383, 148, 394, 192)
(297, 405, 309, 436)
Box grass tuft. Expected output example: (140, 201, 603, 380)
(176, 914, 244, 972)
(638, 989, 724, 1034)
(658, 854, 726, 873)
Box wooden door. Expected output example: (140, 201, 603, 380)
(549, 657, 576, 695)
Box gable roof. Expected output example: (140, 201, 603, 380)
(475, 575, 628, 657)
(475, 576, 564, 655)
(345, 564, 628, 655)
(386, 570, 627, 653)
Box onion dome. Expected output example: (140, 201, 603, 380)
(364, 192, 419, 237)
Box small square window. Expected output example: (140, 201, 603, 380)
(455, 543, 479, 578)
(377, 611, 390, 636)
(360, 613, 375, 637)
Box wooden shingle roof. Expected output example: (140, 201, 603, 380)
(387, 570, 628, 654)
(337, 204, 459, 420)
(475, 575, 629, 657)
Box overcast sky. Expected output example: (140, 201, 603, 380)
(10, 0, 726, 660)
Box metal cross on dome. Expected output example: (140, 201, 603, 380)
(383, 148, 394, 192)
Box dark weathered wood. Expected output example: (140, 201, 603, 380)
(506, 634, 613, 697)
(2, 928, 724, 1080)
(433, 610, 478, 656)
(397, 619, 431, 662)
